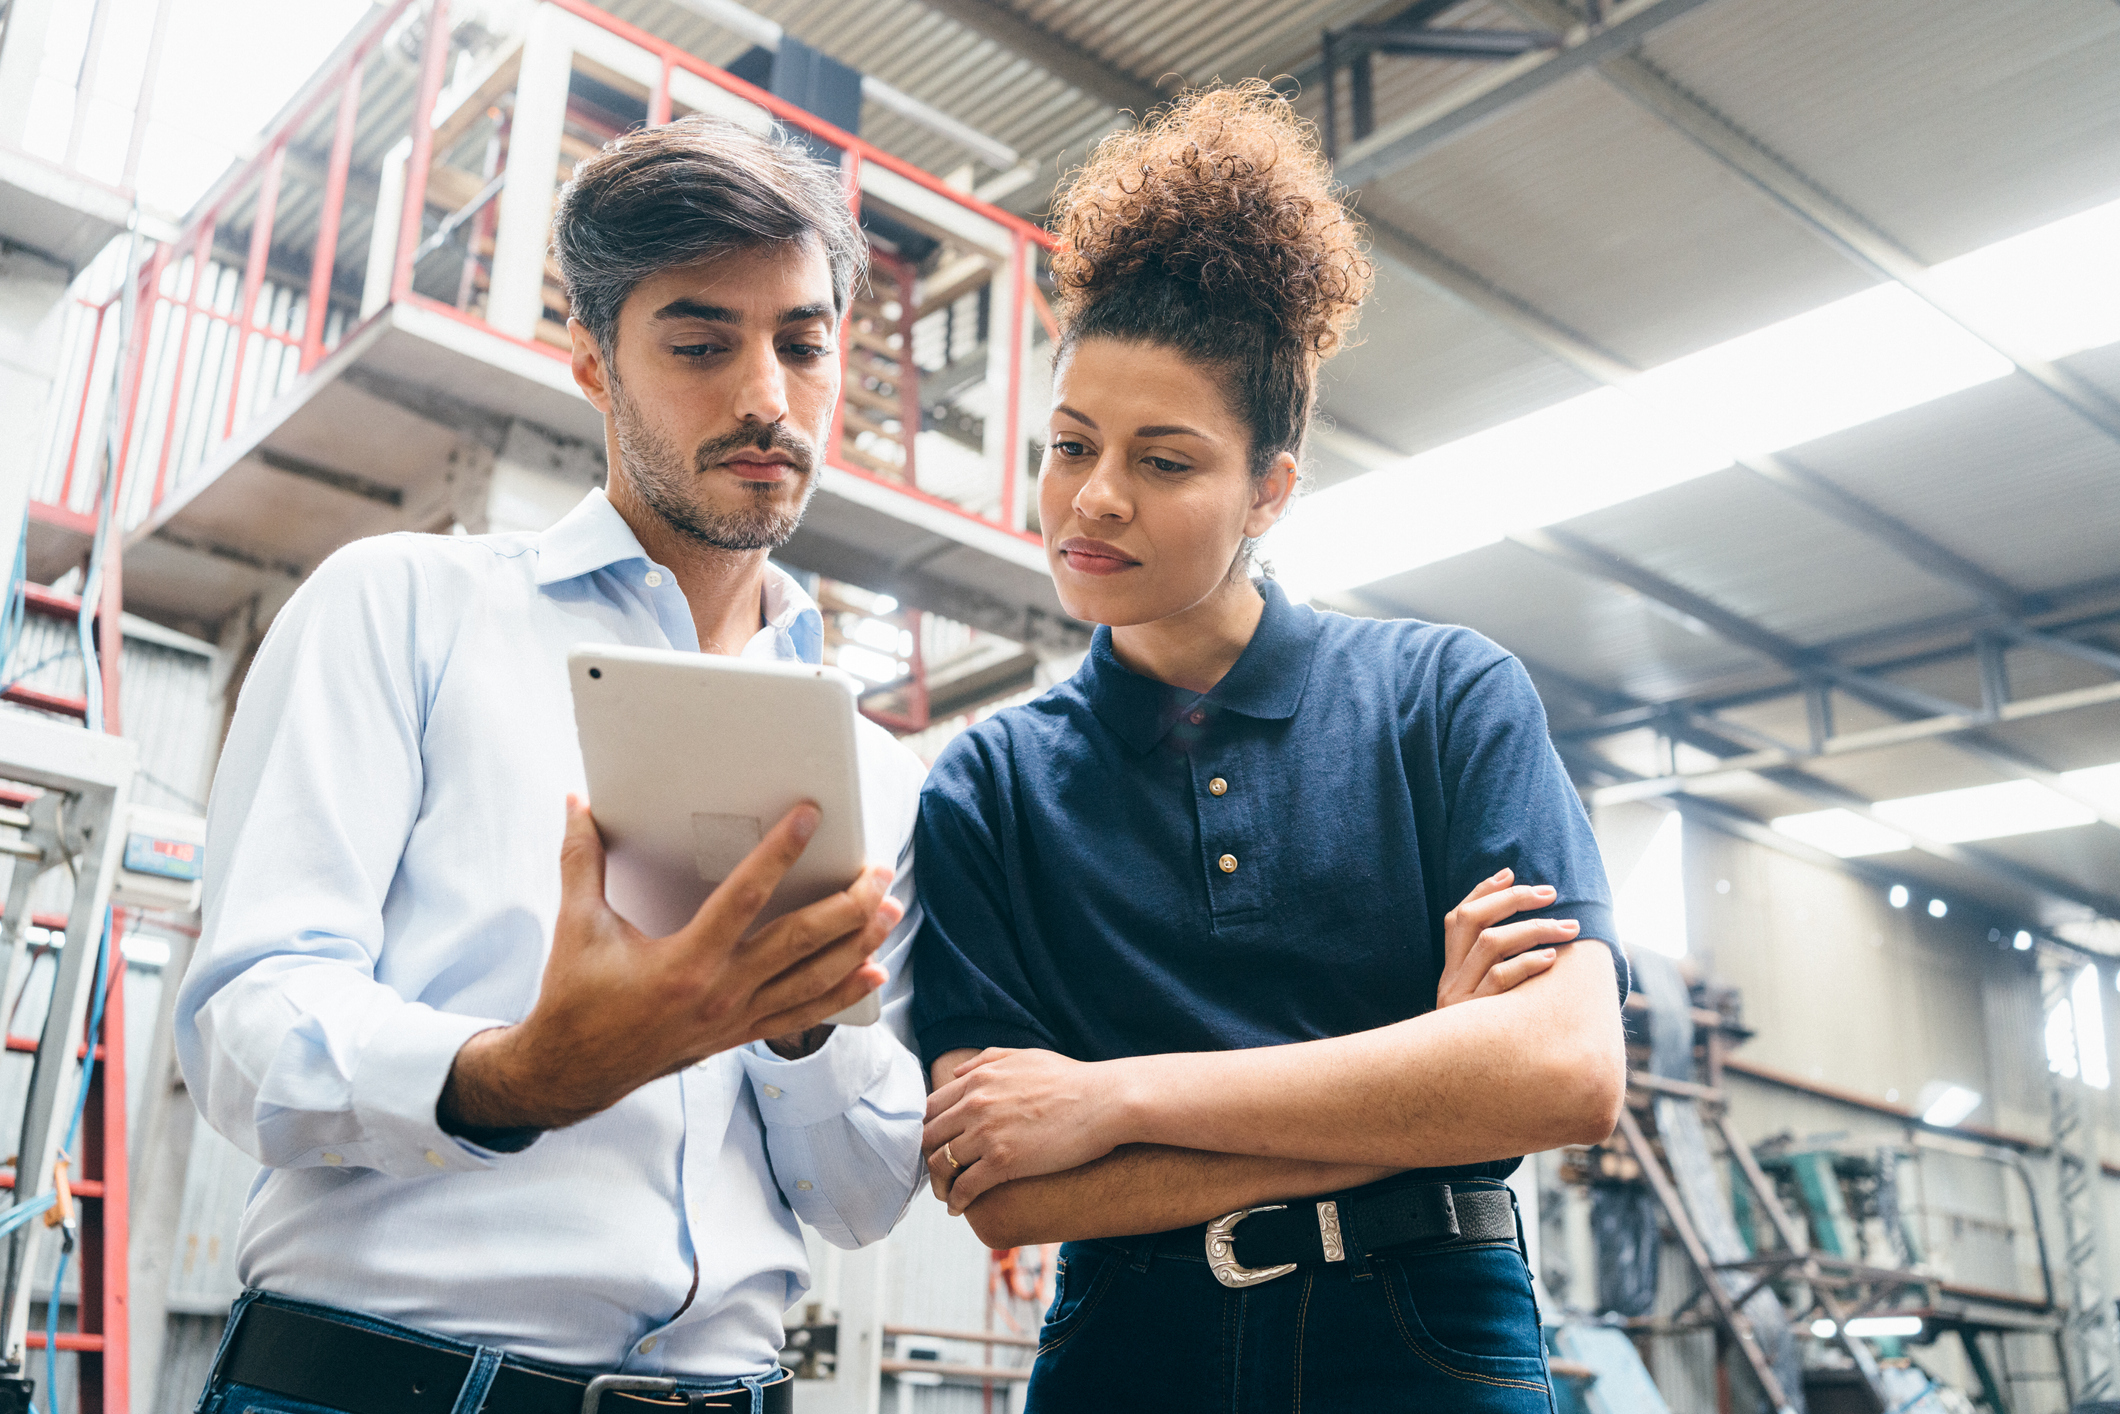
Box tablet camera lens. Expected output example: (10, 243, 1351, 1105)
(588, 667, 602, 679)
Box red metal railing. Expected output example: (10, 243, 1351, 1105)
(27, 0, 1055, 557)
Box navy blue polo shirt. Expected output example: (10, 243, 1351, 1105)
(910, 579, 1626, 1182)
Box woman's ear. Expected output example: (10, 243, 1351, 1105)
(1244, 452, 1300, 538)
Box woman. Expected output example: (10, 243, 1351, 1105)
(908, 84, 1627, 1411)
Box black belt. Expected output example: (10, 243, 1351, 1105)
(1183, 1181, 1521, 1288)
(217, 1300, 796, 1414)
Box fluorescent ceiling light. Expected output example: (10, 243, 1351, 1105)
(1271, 196, 2120, 602)
(1844, 1316, 1923, 1339)
(1769, 767, 2115, 859)
(1873, 779, 2095, 844)
(1771, 809, 1910, 859)
(1919, 1084, 1981, 1127)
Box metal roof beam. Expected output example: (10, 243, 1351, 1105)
(1481, 0, 2120, 445)
(912, 0, 1165, 114)
(1330, 0, 1721, 189)
(1582, 48, 2120, 446)
(1543, 655, 2120, 938)
(1563, 693, 2120, 934)
(1364, 218, 2034, 615)
(1508, 527, 2120, 833)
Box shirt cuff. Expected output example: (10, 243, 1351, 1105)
(348, 1004, 512, 1177)
(741, 1024, 895, 1129)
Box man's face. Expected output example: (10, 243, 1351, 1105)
(572, 239, 840, 551)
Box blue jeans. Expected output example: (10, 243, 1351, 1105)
(1028, 1190, 1556, 1413)
(195, 1289, 783, 1414)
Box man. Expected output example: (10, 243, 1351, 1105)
(176, 116, 925, 1414)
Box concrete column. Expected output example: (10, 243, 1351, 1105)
(449, 419, 603, 536)
(485, 3, 573, 342)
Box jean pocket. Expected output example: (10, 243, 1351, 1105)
(1381, 1246, 1550, 1392)
(214, 1382, 353, 1414)
(1036, 1243, 1123, 1354)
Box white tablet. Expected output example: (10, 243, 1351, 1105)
(569, 644, 881, 1027)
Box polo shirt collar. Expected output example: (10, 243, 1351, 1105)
(532, 488, 825, 664)
(1078, 578, 1319, 754)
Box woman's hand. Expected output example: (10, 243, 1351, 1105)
(923, 1048, 1131, 1213)
(1436, 868, 1580, 1010)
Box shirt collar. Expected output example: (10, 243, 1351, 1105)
(533, 488, 649, 586)
(534, 489, 825, 664)
(1078, 578, 1319, 755)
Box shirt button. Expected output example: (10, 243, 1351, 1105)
(1189, 709, 1206, 725)
(644, 570, 664, 588)
(762, 1085, 782, 1100)
(424, 1149, 446, 1169)
(638, 1337, 658, 1354)
(322, 1152, 343, 1166)
(796, 1179, 814, 1191)
(1208, 777, 1228, 796)
(1218, 854, 1238, 874)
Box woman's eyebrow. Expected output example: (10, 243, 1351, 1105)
(1136, 424, 1207, 439)
(1052, 404, 1099, 429)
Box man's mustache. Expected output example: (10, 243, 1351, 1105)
(692, 423, 817, 476)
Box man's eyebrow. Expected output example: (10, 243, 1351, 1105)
(779, 303, 833, 324)
(1052, 405, 1099, 429)
(652, 298, 740, 323)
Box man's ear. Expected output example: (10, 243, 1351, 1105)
(1244, 452, 1300, 538)
(569, 318, 614, 414)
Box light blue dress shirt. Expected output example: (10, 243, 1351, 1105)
(175, 489, 928, 1377)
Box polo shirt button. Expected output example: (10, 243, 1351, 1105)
(1209, 777, 1228, 796)
(644, 570, 664, 588)
(639, 1337, 658, 1354)
(1189, 709, 1206, 726)
(796, 1179, 814, 1191)
(1218, 854, 1238, 874)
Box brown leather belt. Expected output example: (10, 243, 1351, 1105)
(217, 1299, 795, 1414)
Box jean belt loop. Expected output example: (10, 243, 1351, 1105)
(197, 1288, 268, 1410)
(1508, 1184, 1530, 1265)
(449, 1345, 505, 1414)
(1128, 1233, 1158, 1272)
(740, 1371, 768, 1414)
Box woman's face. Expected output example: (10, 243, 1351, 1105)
(1039, 338, 1295, 628)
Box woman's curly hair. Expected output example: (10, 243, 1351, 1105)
(1049, 81, 1371, 477)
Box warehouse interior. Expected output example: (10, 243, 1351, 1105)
(2, 0, 2119, 1409)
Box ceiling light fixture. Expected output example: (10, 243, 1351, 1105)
(1888, 885, 1909, 909)
(1271, 197, 2120, 603)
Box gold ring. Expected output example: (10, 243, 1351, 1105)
(943, 1141, 963, 1171)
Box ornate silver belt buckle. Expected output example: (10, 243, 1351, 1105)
(1205, 1205, 1298, 1288)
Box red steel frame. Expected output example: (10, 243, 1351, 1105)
(35, 0, 1053, 551)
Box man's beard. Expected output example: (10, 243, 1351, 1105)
(612, 382, 820, 552)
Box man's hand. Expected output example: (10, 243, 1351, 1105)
(1435, 868, 1579, 1009)
(439, 795, 900, 1135)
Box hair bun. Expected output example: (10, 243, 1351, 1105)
(1051, 81, 1370, 364)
